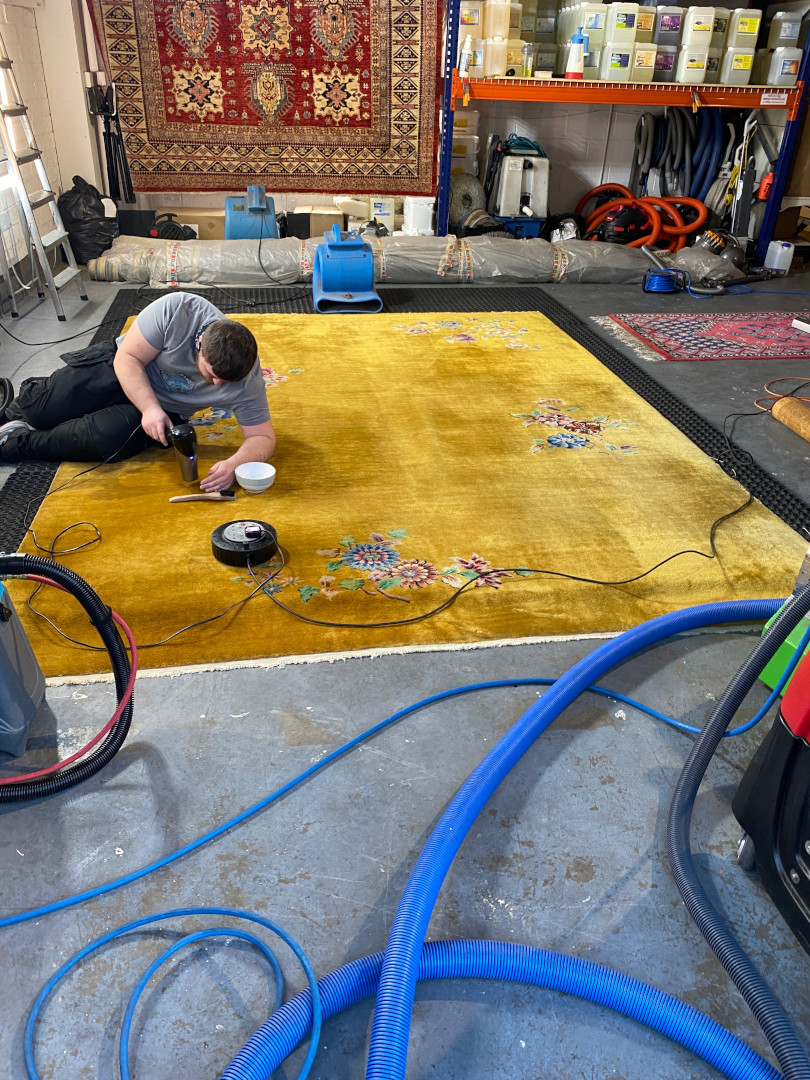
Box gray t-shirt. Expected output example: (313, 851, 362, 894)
(116, 292, 270, 427)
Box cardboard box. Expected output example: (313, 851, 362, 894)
(773, 204, 810, 242)
(154, 207, 226, 240)
(291, 205, 345, 238)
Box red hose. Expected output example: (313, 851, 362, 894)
(585, 198, 663, 247)
(575, 183, 633, 217)
(0, 577, 137, 786)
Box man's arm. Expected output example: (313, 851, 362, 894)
(113, 322, 173, 445)
(200, 419, 276, 493)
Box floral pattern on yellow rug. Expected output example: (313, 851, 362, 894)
(513, 397, 639, 455)
(391, 317, 544, 349)
(230, 530, 537, 605)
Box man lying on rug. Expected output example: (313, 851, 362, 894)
(0, 292, 275, 493)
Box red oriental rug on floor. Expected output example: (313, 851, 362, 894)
(88, 0, 441, 193)
(606, 312, 810, 361)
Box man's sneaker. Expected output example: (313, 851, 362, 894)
(0, 377, 13, 424)
(0, 419, 32, 446)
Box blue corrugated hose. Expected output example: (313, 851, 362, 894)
(219, 939, 781, 1080)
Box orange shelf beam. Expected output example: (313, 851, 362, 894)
(450, 72, 804, 119)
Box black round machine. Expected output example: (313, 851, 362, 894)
(212, 521, 279, 566)
(600, 204, 652, 244)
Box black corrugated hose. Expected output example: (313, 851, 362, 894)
(667, 583, 810, 1080)
(0, 554, 133, 805)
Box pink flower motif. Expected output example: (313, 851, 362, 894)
(262, 368, 288, 386)
(389, 558, 439, 589)
(452, 553, 511, 589)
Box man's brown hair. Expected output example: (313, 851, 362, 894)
(200, 320, 258, 381)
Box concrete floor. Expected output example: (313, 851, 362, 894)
(0, 275, 808, 1080)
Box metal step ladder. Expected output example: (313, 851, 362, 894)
(0, 31, 87, 321)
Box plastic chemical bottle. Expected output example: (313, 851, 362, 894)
(766, 45, 802, 85)
(458, 34, 474, 75)
(767, 11, 802, 48)
(566, 25, 588, 76)
(631, 41, 657, 78)
(720, 45, 754, 83)
(682, 7, 715, 46)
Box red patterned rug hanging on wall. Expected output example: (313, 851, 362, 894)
(88, 0, 441, 193)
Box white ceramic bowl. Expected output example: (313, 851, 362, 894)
(235, 461, 276, 493)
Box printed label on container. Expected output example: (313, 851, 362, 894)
(655, 51, 675, 69)
(585, 11, 605, 28)
(521, 14, 536, 31)
(659, 14, 682, 31)
(713, 14, 728, 32)
(686, 53, 706, 68)
(634, 48, 656, 66)
(691, 17, 712, 31)
(737, 16, 759, 33)
(617, 12, 636, 27)
(584, 49, 600, 65)
(780, 22, 801, 38)
(732, 53, 753, 69)
(636, 10, 654, 29)
(535, 16, 555, 33)
(706, 54, 720, 71)
(470, 48, 485, 67)
(781, 58, 800, 75)
(610, 50, 631, 66)
(460, 7, 481, 24)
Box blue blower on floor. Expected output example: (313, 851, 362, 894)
(312, 225, 382, 313)
(224, 185, 278, 240)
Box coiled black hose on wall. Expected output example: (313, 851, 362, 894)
(0, 554, 133, 805)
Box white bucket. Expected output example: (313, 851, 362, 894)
(403, 197, 436, 236)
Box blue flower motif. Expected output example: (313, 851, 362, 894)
(191, 407, 234, 426)
(548, 432, 589, 449)
(342, 542, 400, 570)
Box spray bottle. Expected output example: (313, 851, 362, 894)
(565, 25, 588, 78)
(459, 34, 474, 76)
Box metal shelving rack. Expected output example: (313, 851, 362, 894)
(436, 0, 810, 263)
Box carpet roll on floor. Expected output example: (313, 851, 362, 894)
(771, 396, 810, 443)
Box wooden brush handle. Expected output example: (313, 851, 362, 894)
(169, 491, 236, 503)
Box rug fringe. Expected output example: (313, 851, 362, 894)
(590, 315, 663, 363)
(44, 625, 759, 685)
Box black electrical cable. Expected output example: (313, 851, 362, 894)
(248, 497, 753, 631)
(0, 554, 133, 804)
(667, 583, 810, 1080)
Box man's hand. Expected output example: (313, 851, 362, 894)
(141, 405, 173, 446)
(201, 459, 236, 493)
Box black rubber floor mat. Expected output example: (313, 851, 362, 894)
(86, 284, 810, 538)
(0, 461, 58, 553)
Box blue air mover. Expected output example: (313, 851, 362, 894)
(312, 225, 382, 314)
(224, 186, 278, 240)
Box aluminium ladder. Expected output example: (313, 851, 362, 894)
(0, 32, 87, 320)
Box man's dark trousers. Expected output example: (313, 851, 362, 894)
(7, 352, 171, 463)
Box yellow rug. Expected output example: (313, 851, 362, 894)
(9, 311, 805, 678)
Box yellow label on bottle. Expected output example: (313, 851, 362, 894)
(737, 16, 759, 34)
(636, 10, 654, 30)
(691, 17, 712, 31)
(687, 54, 705, 67)
(460, 7, 482, 24)
(634, 48, 656, 66)
(732, 53, 753, 69)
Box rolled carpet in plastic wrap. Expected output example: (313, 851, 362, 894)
(87, 234, 741, 289)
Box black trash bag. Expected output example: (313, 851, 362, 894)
(57, 175, 119, 264)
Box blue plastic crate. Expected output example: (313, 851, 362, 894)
(493, 216, 545, 239)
